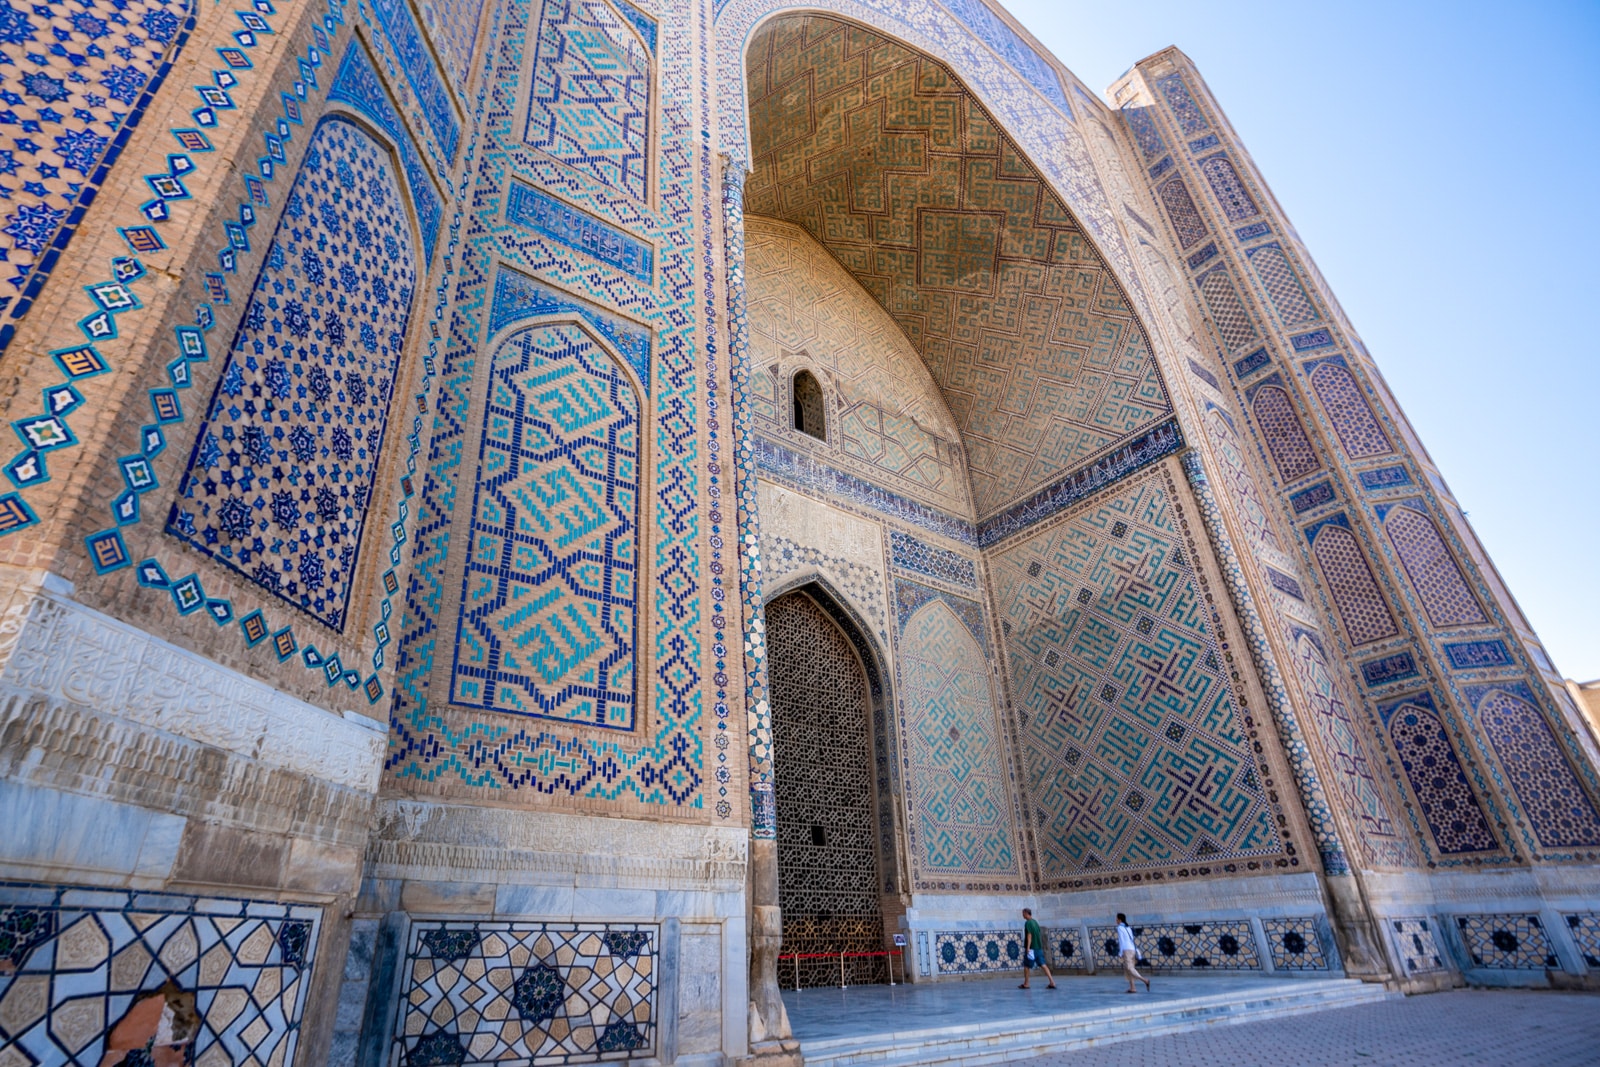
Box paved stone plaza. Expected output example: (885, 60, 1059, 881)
(1018, 989, 1600, 1066)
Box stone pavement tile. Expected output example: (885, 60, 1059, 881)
(1015, 990, 1600, 1067)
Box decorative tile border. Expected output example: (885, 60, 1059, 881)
(506, 179, 653, 285)
(933, 929, 1026, 974)
(889, 529, 976, 590)
(394, 921, 659, 1064)
(1089, 920, 1261, 971)
(1045, 927, 1089, 971)
(0, 881, 323, 1065)
(1454, 913, 1558, 970)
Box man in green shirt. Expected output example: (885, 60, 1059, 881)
(1019, 908, 1056, 989)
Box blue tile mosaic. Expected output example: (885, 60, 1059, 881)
(1290, 328, 1334, 352)
(889, 530, 976, 590)
(1235, 221, 1271, 241)
(1443, 640, 1513, 670)
(1361, 651, 1418, 687)
(369, 0, 459, 159)
(506, 178, 653, 284)
(1186, 357, 1219, 390)
(327, 37, 442, 265)
(1155, 72, 1208, 134)
(1233, 347, 1270, 378)
(939, 0, 1069, 115)
(1265, 566, 1304, 600)
(488, 266, 650, 394)
(0, 0, 195, 357)
(1289, 481, 1335, 514)
(165, 116, 416, 631)
(1358, 465, 1412, 490)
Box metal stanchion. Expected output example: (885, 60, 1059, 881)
(839, 949, 846, 988)
(793, 953, 801, 991)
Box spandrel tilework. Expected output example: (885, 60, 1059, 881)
(0, 0, 192, 352)
(166, 116, 416, 631)
(990, 467, 1287, 883)
(448, 321, 639, 728)
(525, 0, 651, 203)
(394, 922, 658, 1065)
(0, 883, 321, 1067)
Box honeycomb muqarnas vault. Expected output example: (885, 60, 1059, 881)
(0, 0, 1594, 1061)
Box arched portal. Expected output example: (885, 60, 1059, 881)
(766, 584, 893, 986)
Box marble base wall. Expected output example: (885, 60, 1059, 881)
(343, 801, 750, 1067)
(0, 568, 387, 1062)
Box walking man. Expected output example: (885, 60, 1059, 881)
(1116, 913, 1150, 993)
(1019, 908, 1056, 989)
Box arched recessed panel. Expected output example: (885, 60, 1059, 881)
(167, 117, 417, 631)
(1250, 383, 1321, 484)
(449, 321, 640, 729)
(901, 597, 1017, 876)
(1383, 506, 1486, 628)
(745, 15, 1172, 522)
(526, 0, 651, 201)
(1308, 520, 1397, 647)
(1310, 361, 1392, 459)
(1473, 684, 1600, 849)
(1384, 696, 1496, 854)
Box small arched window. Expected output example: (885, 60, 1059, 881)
(792, 369, 825, 441)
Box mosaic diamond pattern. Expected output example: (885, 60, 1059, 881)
(0, 883, 320, 1067)
(167, 116, 416, 630)
(1247, 244, 1317, 326)
(1204, 409, 1279, 551)
(991, 469, 1283, 881)
(1380, 504, 1487, 628)
(449, 322, 639, 728)
(1249, 380, 1321, 483)
(1307, 519, 1398, 646)
(525, 0, 650, 201)
(1455, 913, 1556, 970)
(901, 594, 1019, 876)
(1157, 178, 1208, 249)
(0, 0, 189, 339)
(1045, 928, 1088, 970)
(1309, 361, 1392, 459)
(1196, 268, 1258, 353)
(394, 922, 657, 1064)
(1198, 154, 1257, 221)
(1261, 917, 1330, 971)
(889, 530, 977, 590)
(1089, 920, 1260, 971)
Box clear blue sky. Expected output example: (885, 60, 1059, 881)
(1001, 0, 1600, 680)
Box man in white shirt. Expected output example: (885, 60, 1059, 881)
(1116, 914, 1150, 993)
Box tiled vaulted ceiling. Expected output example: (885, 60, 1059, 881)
(745, 15, 1173, 521)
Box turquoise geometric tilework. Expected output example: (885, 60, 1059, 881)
(387, 0, 705, 808)
(1467, 682, 1600, 849)
(889, 529, 976, 590)
(990, 469, 1285, 882)
(0, 0, 194, 356)
(166, 116, 416, 631)
(1376, 501, 1487, 628)
(327, 36, 443, 265)
(898, 590, 1019, 878)
(1378, 691, 1497, 854)
(525, 0, 650, 202)
(449, 321, 639, 728)
(369, 0, 460, 159)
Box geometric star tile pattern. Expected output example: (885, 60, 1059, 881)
(449, 322, 639, 729)
(1470, 683, 1600, 850)
(1382, 694, 1497, 854)
(1454, 913, 1557, 970)
(0, 884, 321, 1067)
(989, 468, 1285, 882)
(746, 16, 1171, 520)
(0, 0, 189, 343)
(1088, 920, 1260, 971)
(395, 922, 657, 1065)
(167, 117, 415, 631)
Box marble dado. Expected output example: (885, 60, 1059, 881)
(366, 803, 750, 890)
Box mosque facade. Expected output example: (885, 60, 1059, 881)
(0, 0, 1597, 1061)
